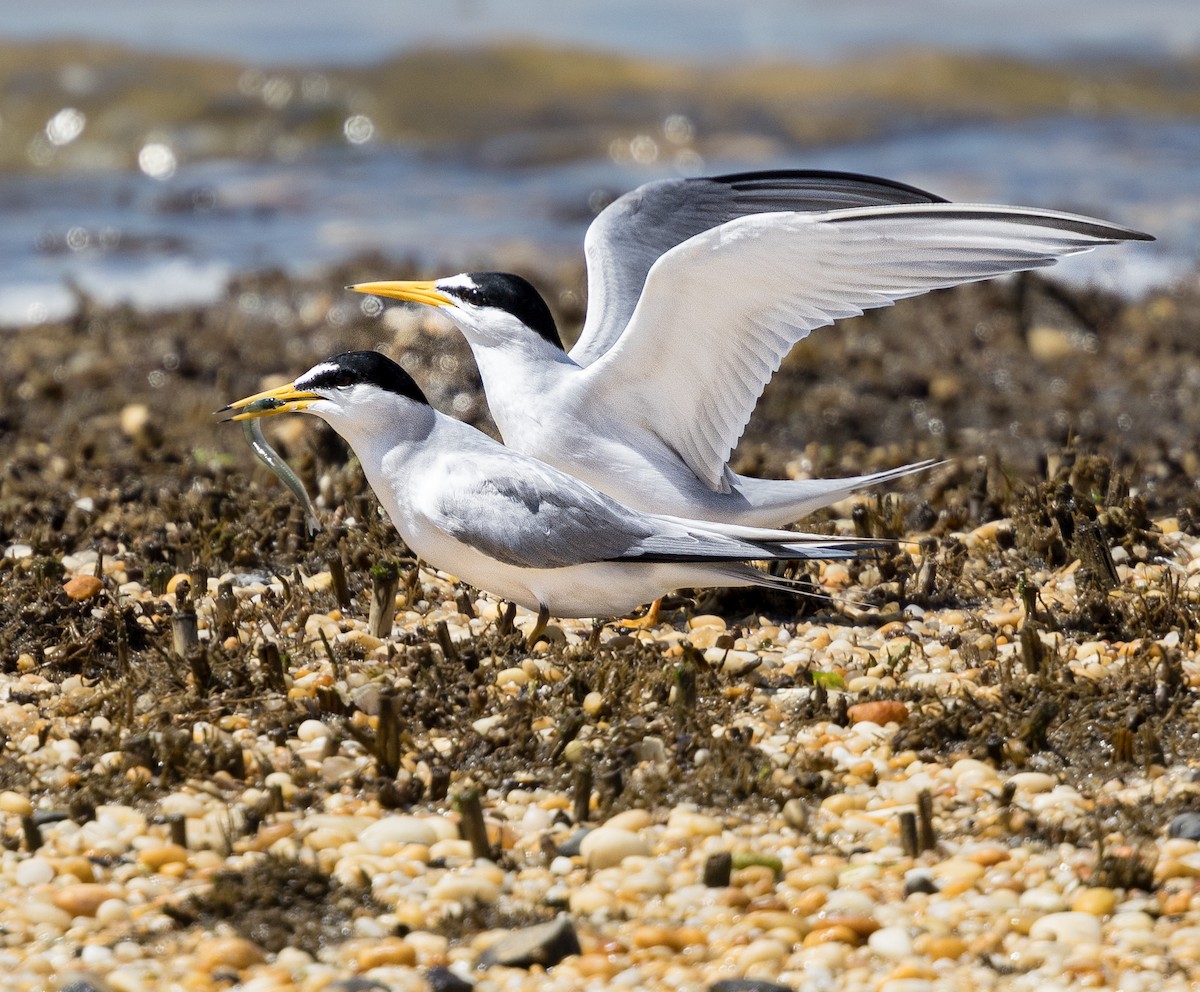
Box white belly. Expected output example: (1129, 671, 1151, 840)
(382, 501, 756, 617)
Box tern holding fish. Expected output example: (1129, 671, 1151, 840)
(221, 351, 882, 639)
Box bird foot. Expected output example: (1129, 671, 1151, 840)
(525, 604, 551, 649)
(616, 598, 663, 631)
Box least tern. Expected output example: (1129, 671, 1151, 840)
(351, 170, 1153, 527)
(223, 350, 880, 636)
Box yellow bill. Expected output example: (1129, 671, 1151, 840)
(348, 279, 455, 308)
(220, 381, 319, 421)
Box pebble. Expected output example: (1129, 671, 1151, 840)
(803, 924, 861, 946)
(921, 935, 967, 960)
(429, 872, 500, 903)
(1167, 927, 1200, 963)
(1028, 911, 1102, 945)
(4, 496, 1200, 992)
(1006, 772, 1057, 794)
(811, 914, 879, 938)
(667, 808, 723, 837)
(15, 858, 56, 886)
(52, 884, 120, 918)
(95, 899, 131, 925)
(579, 826, 650, 869)
(1020, 884, 1068, 913)
(194, 936, 265, 972)
(1070, 887, 1118, 916)
(1168, 811, 1200, 841)
(868, 926, 914, 960)
(138, 844, 190, 870)
(358, 815, 439, 850)
(631, 925, 689, 951)
(478, 916, 581, 969)
(605, 809, 653, 831)
(569, 884, 618, 915)
(877, 980, 933, 992)
(297, 719, 332, 741)
(348, 937, 417, 970)
(846, 701, 909, 725)
(118, 402, 153, 439)
(425, 967, 474, 992)
(0, 791, 33, 815)
(737, 937, 789, 968)
(1026, 324, 1075, 361)
(62, 575, 104, 601)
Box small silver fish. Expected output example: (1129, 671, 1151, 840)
(241, 419, 322, 535)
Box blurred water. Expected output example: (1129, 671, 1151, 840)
(1, 115, 1194, 326)
(4, 3, 1197, 325)
(5, 0, 1198, 63)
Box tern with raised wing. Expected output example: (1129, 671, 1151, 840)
(351, 170, 1152, 527)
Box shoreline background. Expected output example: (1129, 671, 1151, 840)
(1, 2, 1197, 326)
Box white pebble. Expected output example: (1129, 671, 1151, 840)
(619, 870, 670, 896)
(1006, 771, 1057, 794)
(80, 944, 115, 966)
(430, 873, 500, 903)
(96, 899, 132, 926)
(297, 719, 332, 742)
(1168, 926, 1200, 962)
(15, 858, 56, 887)
(738, 937, 788, 968)
(868, 925, 914, 961)
(1030, 911, 1102, 945)
(1020, 885, 1068, 913)
(579, 827, 651, 869)
(359, 815, 438, 851)
(569, 884, 617, 915)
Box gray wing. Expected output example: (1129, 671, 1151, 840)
(581, 203, 1153, 493)
(423, 452, 873, 569)
(427, 456, 655, 568)
(569, 170, 948, 366)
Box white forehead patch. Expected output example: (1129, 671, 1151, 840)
(297, 361, 339, 387)
(439, 273, 477, 292)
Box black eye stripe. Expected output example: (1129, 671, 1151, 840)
(309, 369, 355, 388)
(459, 272, 562, 350)
(299, 351, 430, 406)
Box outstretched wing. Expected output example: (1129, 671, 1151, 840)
(580, 202, 1153, 493)
(569, 170, 947, 366)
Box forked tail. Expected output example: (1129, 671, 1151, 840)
(733, 458, 942, 528)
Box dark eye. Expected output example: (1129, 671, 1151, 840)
(330, 370, 356, 388)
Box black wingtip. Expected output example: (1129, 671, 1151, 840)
(710, 168, 951, 205)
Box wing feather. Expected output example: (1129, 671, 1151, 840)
(570, 170, 947, 366)
(580, 202, 1151, 491)
(422, 452, 873, 569)
(426, 456, 653, 568)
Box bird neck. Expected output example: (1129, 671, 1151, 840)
(472, 332, 577, 391)
(320, 394, 437, 468)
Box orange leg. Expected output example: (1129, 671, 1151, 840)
(618, 597, 663, 631)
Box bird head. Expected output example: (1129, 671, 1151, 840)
(221, 350, 430, 445)
(349, 272, 563, 351)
